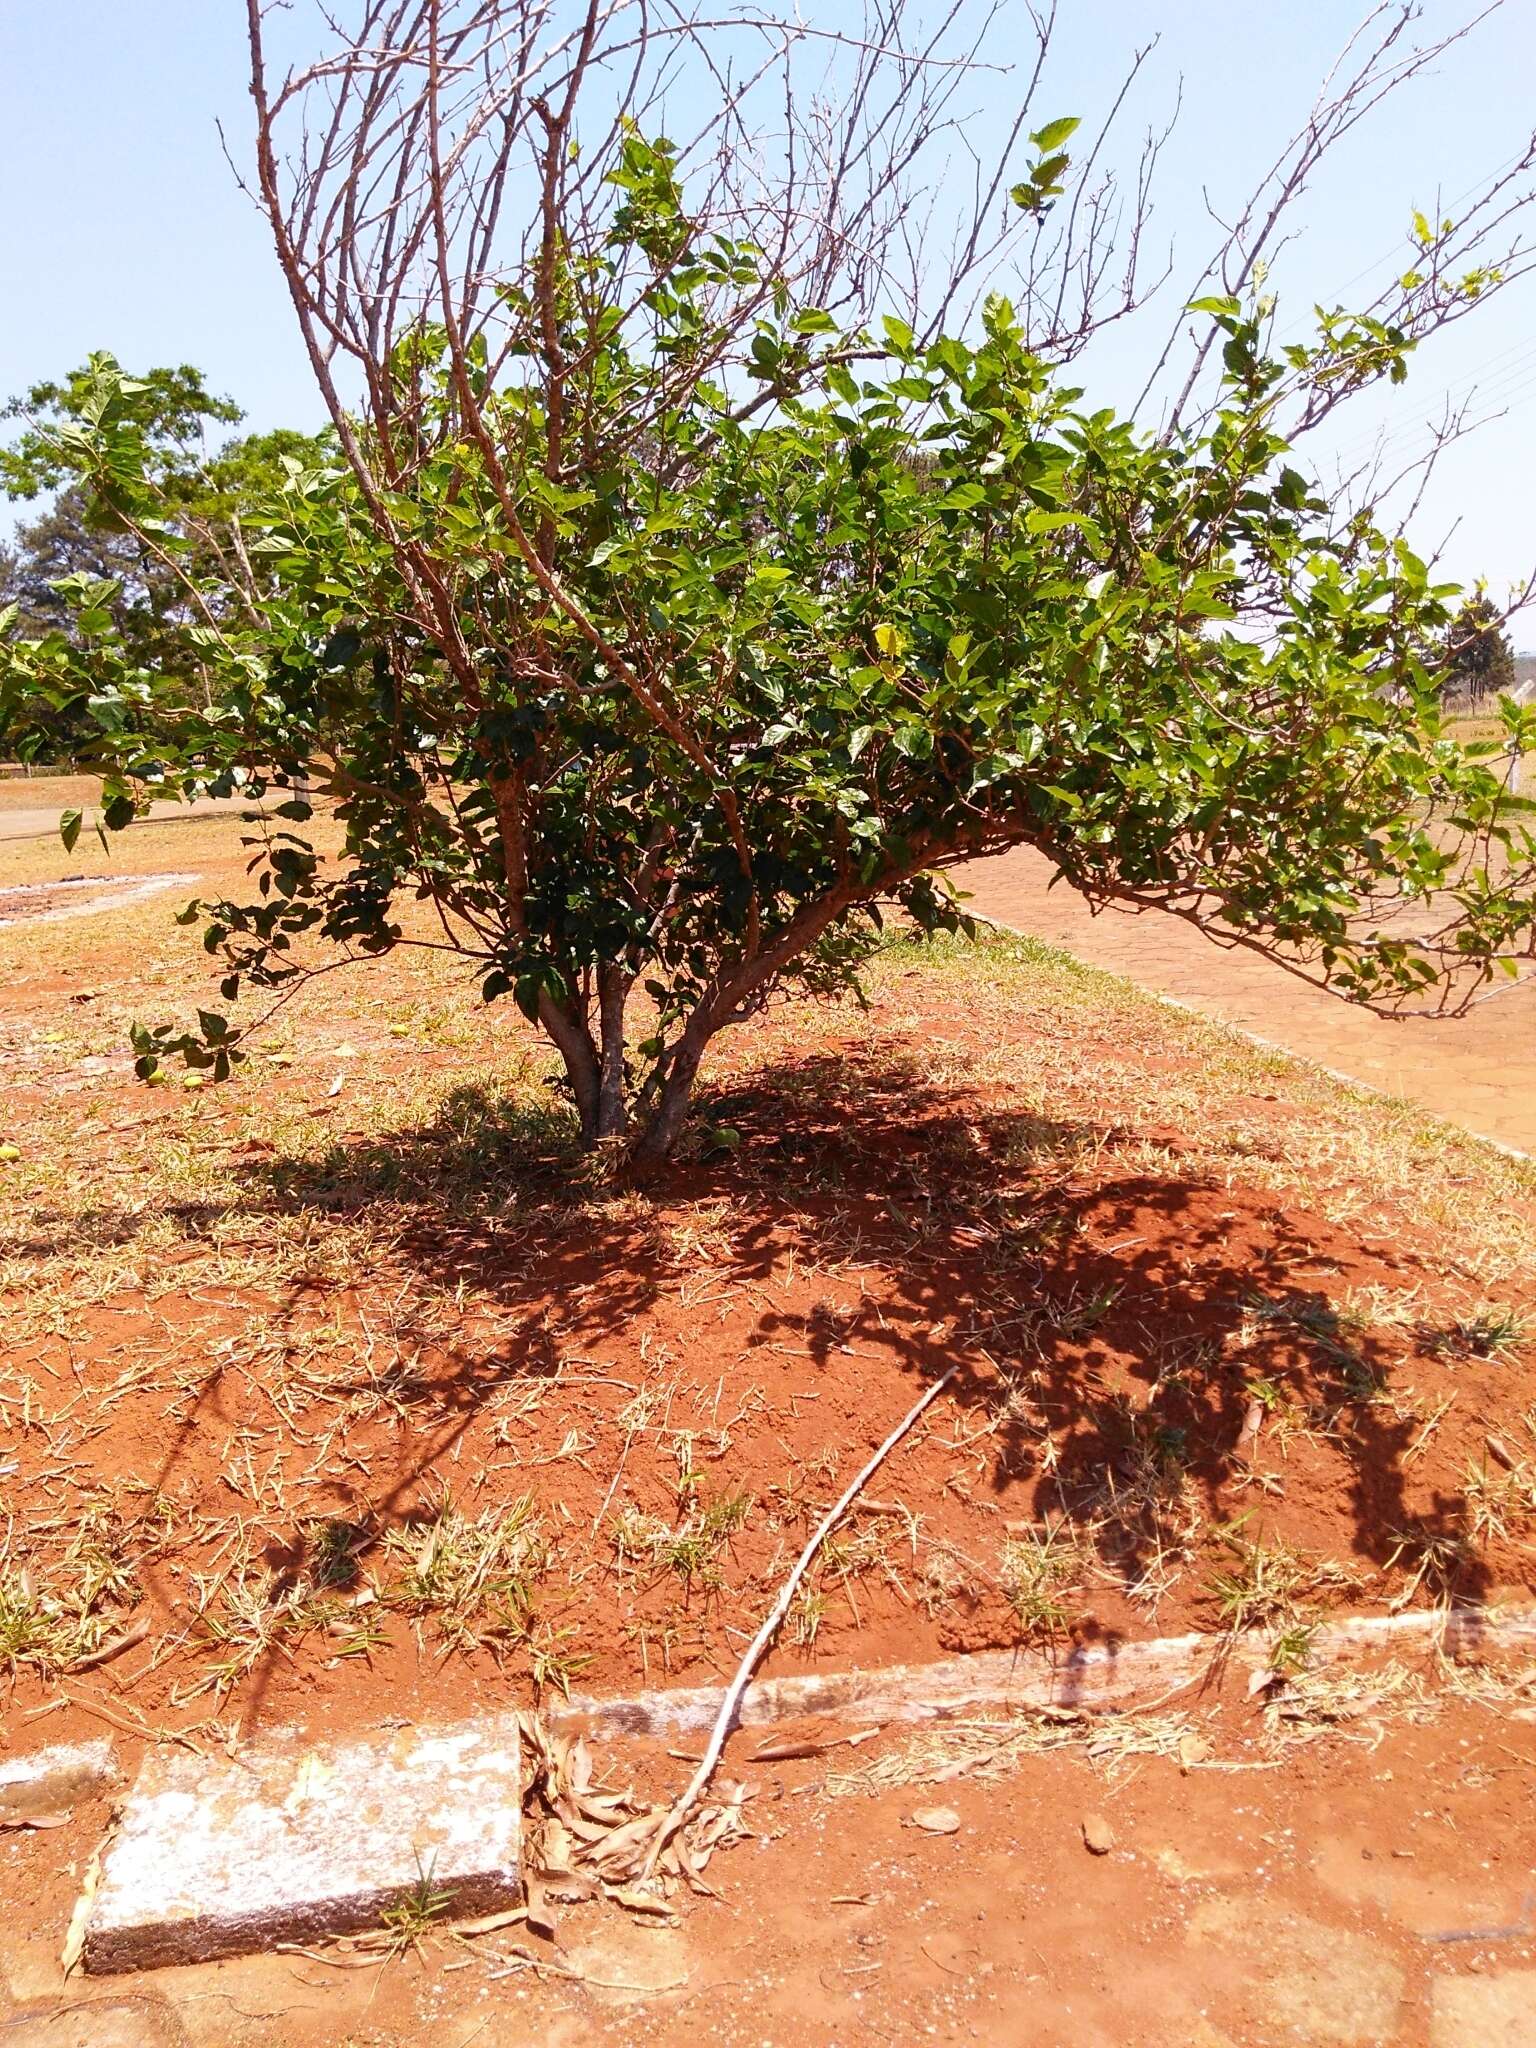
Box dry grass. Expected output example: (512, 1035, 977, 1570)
(3, 815, 1536, 1711)
(827, 1702, 1197, 1796)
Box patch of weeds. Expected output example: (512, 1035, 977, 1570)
(609, 1487, 752, 1587)
(1268, 1619, 1319, 1676)
(824, 1511, 916, 1589)
(324, 1606, 391, 1661)
(1420, 1302, 1534, 1363)
(303, 1516, 371, 1592)
(789, 1585, 826, 1648)
(1040, 1283, 1122, 1342)
(1244, 1292, 1385, 1404)
(379, 1852, 453, 1957)
(661, 1489, 753, 1585)
(0, 1508, 145, 1674)
(184, 1563, 325, 1697)
(1076, 1396, 1202, 1607)
(1464, 1452, 1536, 1548)
(916, 1546, 971, 1617)
(799, 1510, 918, 1635)
(1241, 1374, 1311, 1452)
(1265, 1662, 1428, 1747)
(527, 1620, 592, 1699)
(611, 1504, 674, 1567)
(382, 1494, 547, 1649)
(999, 1524, 1081, 1637)
(1385, 1519, 1477, 1607)
(1211, 1525, 1348, 1633)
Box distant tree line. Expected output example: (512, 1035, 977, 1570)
(1438, 594, 1520, 707)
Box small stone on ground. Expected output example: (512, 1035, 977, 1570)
(1082, 1812, 1116, 1855)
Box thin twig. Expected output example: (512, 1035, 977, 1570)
(641, 1362, 960, 1876)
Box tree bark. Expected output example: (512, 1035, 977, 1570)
(596, 964, 630, 1140)
(630, 1055, 702, 1164)
(537, 991, 601, 1146)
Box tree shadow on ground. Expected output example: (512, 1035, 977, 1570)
(205, 1043, 1494, 1656)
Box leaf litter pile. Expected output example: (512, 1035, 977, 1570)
(3, 822, 1536, 1794)
(518, 1712, 749, 1927)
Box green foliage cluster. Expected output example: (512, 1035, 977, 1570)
(0, 365, 326, 762)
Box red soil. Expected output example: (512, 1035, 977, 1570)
(4, 817, 1536, 2044)
(3, 948, 1533, 1763)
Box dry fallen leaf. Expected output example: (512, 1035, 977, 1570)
(61, 1847, 101, 1975)
(285, 1752, 335, 1810)
(910, 1806, 962, 1835)
(1, 1811, 71, 1831)
(70, 1616, 152, 1673)
(750, 1735, 833, 1763)
(452, 1906, 528, 1938)
(608, 1887, 677, 1921)
(523, 1874, 559, 1938)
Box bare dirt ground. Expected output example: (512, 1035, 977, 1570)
(957, 845, 1536, 1157)
(3, 792, 1536, 2043)
(0, 795, 265, 845)
(5, 1686, 1536, 2046)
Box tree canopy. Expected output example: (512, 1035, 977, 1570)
(0, 364, 325, 762)
(3, 1, 1536, 1160)
(1440, 594, 1519, 705)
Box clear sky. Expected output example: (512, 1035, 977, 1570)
(2, 2, 1533, 629)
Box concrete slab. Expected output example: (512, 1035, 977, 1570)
(0, 1738, 117, 1822)
(84, 1714, 521, 1973)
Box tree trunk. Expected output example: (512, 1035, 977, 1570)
(595, 964, 630, 1140)
(631, 1032, 708, 1164)
(537, 991, 601, 1146)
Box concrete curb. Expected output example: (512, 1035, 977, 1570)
(71, 1600, 1536, 1974)
(549, 1600, 1536, 1740)
(0, 1738, 118, 1823)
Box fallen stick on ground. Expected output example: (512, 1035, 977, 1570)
(69, 1619, 152, 1673)
(641, 1362, 961, 1878)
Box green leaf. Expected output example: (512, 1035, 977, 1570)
(1030, 116, 1081, 153)
(59, 808, 82, 853)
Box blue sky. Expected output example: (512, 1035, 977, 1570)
(3, 1, 1533, 626)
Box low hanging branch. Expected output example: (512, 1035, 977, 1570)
(640, 1360, 962, 1878)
